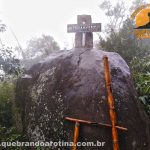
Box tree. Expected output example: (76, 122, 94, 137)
(17, 34, 60, 69)
(99, 18, 149, 63)
(0, 47, 20, 76)
(98, 0, 149, 64)
(25, 34, 60, 58)
(0, 21, 21, 79)
(99, 0, 126, 34)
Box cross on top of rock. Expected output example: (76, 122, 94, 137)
(67, 15, 101, 48)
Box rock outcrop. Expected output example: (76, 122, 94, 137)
(15, 48, 150, 150)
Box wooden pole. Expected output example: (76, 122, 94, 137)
(103, 56, 120, 150)
(65, 117, 127, 131)
(72, 122, 80, 150)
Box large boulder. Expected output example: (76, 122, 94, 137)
(15, 48, 150, 150)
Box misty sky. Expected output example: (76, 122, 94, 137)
(0, 0, 148, 49)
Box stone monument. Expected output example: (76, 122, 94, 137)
(15, 15, 150, 150)
(67, 15, 101, 48)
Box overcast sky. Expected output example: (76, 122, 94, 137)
(0, 0, 148, 49)
(0, 0, 108, 49)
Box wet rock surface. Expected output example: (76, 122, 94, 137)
(15, 48, 150, 150)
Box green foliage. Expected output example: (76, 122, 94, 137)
(0, 81, 14, 127)
(0, 126, 25, 142)
(0, 127, 27, 150)
(0, 81, 26, 150)
(130, 57, 150, 114)
(0, 20, 26, 149)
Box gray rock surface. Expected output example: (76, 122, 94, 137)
(15, 48, 150, 150)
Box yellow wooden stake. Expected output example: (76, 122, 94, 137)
(72, 122, 80, 150)
(103, 56, 120, 150)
